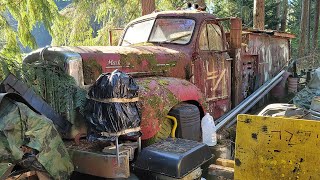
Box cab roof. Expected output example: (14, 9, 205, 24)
(129, 10, 217, 24)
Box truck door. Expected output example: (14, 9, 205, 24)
(197, 21, 231, 119)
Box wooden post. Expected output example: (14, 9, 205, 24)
(230, 18, 243, 106)
(230, 18, 242, 49)
(108, 30, 112, 46)
(253, 0, 265, 30)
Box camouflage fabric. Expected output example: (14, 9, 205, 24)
(0, 97, 74, 179)
(293, 68, 320, 109)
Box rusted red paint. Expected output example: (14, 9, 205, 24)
(136, 77, 204, 140)
(24, 11, 295, 139)
(64, 46, 190, 82)
(241, 54, 258, 99)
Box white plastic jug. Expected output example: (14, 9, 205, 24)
(201, 113, 217, 146)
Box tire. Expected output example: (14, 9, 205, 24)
(144, 117, 173, 146)
(145, 103, 201, 145)
(153, 117, 174, 142)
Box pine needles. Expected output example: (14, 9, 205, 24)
(22, 58, 86, 122)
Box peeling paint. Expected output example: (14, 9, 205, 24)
(136, 77, 204, 140)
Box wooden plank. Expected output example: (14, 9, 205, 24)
(100, 127, 141, 136)
(235, 114, 320, 179)
(208, 164, 234, 180)
(216, 158, 235, 168)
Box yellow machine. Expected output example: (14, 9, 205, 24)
(235, 114, 320, 179)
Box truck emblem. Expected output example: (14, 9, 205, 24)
(108, 59, 121, 66)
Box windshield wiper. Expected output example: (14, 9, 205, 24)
(155, 32, 192, 44)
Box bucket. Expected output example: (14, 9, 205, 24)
(310, 96, 320, 120)
(288, 77, 299, 93)
(271, 72, 291, 98)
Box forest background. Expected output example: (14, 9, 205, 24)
(0, 0, 319, 80)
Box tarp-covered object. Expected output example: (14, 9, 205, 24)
(85, 70, 141, 134)
(294, 68, 320, 109)
(0, 93, 74, 179)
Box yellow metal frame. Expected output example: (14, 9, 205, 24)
(235, 114, 320, 179)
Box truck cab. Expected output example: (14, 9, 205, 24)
(119, 11, 232, 119)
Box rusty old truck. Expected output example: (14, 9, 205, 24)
(6, 10, 294, 179)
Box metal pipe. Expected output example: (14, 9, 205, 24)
(138, 136, 141, 153)
(166, 115, 178, 138)
(225, 77, 283, 128)
(116, 137, 119, 166)
(216, 70, 285, 131)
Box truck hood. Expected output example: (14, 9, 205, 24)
(58, 46, 191, 84)
(23, 46, 192, 85)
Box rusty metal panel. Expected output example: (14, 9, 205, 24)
(235, 114, 320, 180)
(243, 34, 290, 85)
(241, 55, 258, 99)
(197, 21, 231, 119)
(203, 52, 231, 118)
(68, 149, 130, 178)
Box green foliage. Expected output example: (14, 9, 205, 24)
(51, 0, 189, 46)
(207, 0, 280, 30)
(51, 0, 142, 46)
(207, 0, 320, 59)
(156, 0, 185, 10)
(288, 0, 320, 57)
(287, 0, 302, 58)
(1, 0, 59, 49)
(0, 0, 60, 81)
(23, 59, 87, 119)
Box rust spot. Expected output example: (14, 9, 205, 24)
(235, 158, 242, 166)
(244, 118, 251, 123)
(262, 125, 268, 132)
(251, 133, 258, 140)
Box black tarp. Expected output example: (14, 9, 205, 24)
(85, 70, 141, 134)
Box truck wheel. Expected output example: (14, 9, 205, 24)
(146, 103, 201, 145)
(153, 117, 173, 142)
(144, 117, 173, 146)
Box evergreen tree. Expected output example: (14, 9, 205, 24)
(0, 0, 60, 80)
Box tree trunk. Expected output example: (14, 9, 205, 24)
(197, 0, 206, 8)
(253, 0, 265, 30)
(307, 0, 311, 53)
(298, 0, 309, 57)
(280, 0, 288, 31)
(313, 0, 320, 50)
(276, 0, 281, 31)
(141, 0, 155, 16)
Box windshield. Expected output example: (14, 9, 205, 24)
(121, 18, 195, 46)
(149, 18, 195, 44)
(121, 19, 155, 46)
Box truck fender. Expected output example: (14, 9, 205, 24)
(136, 77, 206, 140)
